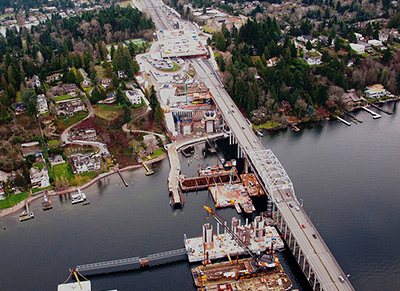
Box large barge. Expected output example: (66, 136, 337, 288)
(191, 257, 292, 291)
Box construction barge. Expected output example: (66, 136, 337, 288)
(184, 216, 284, 263)
(240, 173, 264, 197)
(191, 257, 292, 291)
(180, 167, 240, 192)
(209, 184, 256, 214)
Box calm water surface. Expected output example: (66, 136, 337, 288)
(0, 104, 399, 290)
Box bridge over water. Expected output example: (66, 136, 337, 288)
(76, 248, 187, 275)
(191, 59, 355, 291)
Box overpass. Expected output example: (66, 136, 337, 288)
(191, 59, 355, 291)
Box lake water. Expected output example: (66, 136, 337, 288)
(0, 103, 399, 290)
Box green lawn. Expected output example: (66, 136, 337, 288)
(70, 171, 97, 186)
(54, 94, 73, 102)
(253, 121, 279, 130)
(142, 148, 165, 161)
(57, 111, 88, 132)
(34, 162, 44, 171)
(48, 139, 60, 146)
(32, 185, 53, 194)
(53, 163, 73, 180)
(0, 191, 29, 210)
(93, 104, 123, 120)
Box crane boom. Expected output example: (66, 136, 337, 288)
(203, 206, 278, 269)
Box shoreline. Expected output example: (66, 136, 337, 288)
(0, 154, 168, 219)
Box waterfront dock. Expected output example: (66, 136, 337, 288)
(42, 193, 53, 210)
(116, 168, 128, 187)
(142, 161, 154, 176)
(19, 201, 34, 222)
(362, 106, 381, 119)
(336, 116, 351, 126)
(369, 102, 393, 115)
(344, 111, 363, 123)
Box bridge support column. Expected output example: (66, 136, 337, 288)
(244, 157, 248, 174)
(284, 224, 288, 239)
(288, 232, 292, 248)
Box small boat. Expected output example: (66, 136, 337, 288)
(20, 212, 34, 222)
(71, 189, 87, 204)
(19, 210, 27, 217)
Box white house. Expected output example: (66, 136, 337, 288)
(365, 84, 389, 99)
(367, 39, 384, 48)
(304, 50, 322, 66)
(350, 43, 365, 54)
(37, 94, 48, 114)
(125, 89, 144, 105)
(29, 155, 50, 188)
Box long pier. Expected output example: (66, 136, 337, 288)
(76, 248, 187, 275)
(362, 106, 381, 119)
(116, 168, 128, 187)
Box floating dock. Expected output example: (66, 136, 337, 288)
(291, 124, 300, 132)
(42, 193, 53, 210)
(19, 201, 34, 222)
(209, 184, 255, 213)
(184, 216, 284, 263)
(167, 144, 183, 207)
(191, 257, 292, 291)
(362, 106, 381, 119)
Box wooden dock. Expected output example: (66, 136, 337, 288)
(116, 168, 128, 187)
(344, 111, 363, 123)
(362, 106, 381, 119)
(142, 161, 154, 176)
(369, 102, 393, 115)
(335, 116, 351, 126)
(19, 201, 33, 222)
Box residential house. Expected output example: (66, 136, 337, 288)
(350, 43, 365, 54)
(379, 32, 389, 42)
(365, 84, 390, 99)
(31, 75, 41, 88)
(21, 141, 42, 156)
(118, 70, 128, 79)
(266, 57, 277, 67)
(342, 89, 365, 109)
(29, 155, 50, 188)
(49, 154, 65, 166)
(14, 102, 27, 113)
(100, 78, 112, 88)
(46, 73, 61, 83)
(304, 50, 322, 66)
(69, 153, 101, 174)
(37, 94, 49, 114)
(125, 89, 143, 105)
(367, 39, 384, 48)
(56, 98, 86, 116)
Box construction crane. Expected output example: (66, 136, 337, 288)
(203, 206, 278, 269)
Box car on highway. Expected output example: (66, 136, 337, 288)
(231, 104, 234, 108)
(295, 206, 300, 211)
(289, 203, 293, 208)
(312, 234, 317, 239)
(232, 109, 235, 113)
(253, 139, 257, 143)
(338, 276, 345, 283)
(286, 192, 290, 197)
(242, 126, 245, 130)
(226, 111, 230, 114)
(301, 224, 305, 228)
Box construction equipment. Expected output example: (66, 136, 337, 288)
(203, 206, 278, 269)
